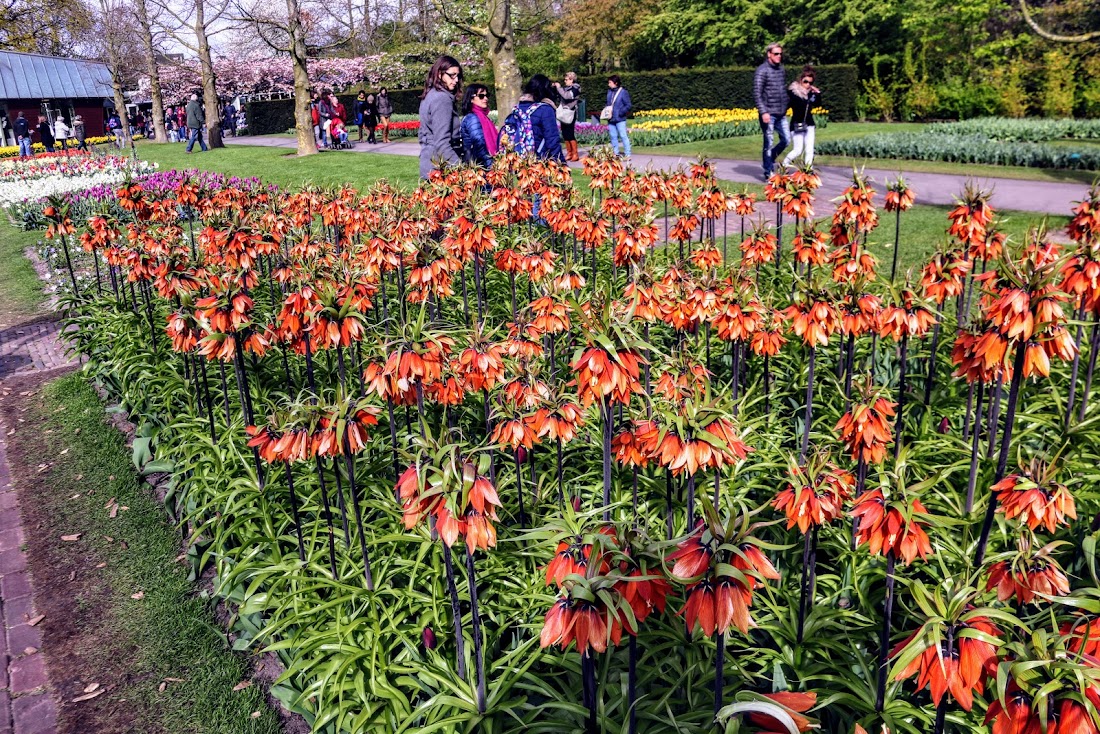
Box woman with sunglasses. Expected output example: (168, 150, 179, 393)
(418, 55, 463, 178)
(782, 65, 822, 168)
(460, 84, 498, 169)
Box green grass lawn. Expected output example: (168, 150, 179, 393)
(136, 140, 422, 191)
(8, 374, 281, 733)
(635, 121, 1098, 184)
(0, 225, 46, 323)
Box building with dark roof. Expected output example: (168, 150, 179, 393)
(0, 49, 115, 146)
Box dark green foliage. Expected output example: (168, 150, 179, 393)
(574, 65, 858, 121)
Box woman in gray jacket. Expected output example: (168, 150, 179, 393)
(418, 56, 463, 178)
(377, 87, 394, 143)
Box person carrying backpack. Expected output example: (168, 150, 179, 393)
(500, 74, 564, 162)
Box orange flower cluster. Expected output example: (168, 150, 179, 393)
(784, 298, 840, 347)
(246, 406, 379, 463)
(920, 248, 971, 305)
(668, 530, 779, 636)
(397, 459, 501, 550)
(850, 490, 932, 565)
(893, 616, 1001, 711)
(884, 179, 915, 213)
(836, 395, 896, 464)
(993, 472, 1076, 532)
(773, 459, 854, 533)
(948, 184, 995, 248)
(572, 347, 645, 407)
(878, 289, 936, 341)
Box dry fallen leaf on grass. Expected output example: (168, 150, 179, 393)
(83, 683, 100, 693)
(60, 534, 80, 541)
(72, 689, 104, 702)
(27, 614, 44, 626)
(67, 571, 75, 582)
(232, 680, 252, 692)
(251, 712, 261, 719)
(158, 681, 166, 693)
(130, 591, 144, 600)
(23, 647, 37, 655)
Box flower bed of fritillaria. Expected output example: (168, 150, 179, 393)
(24, 149, 1100, 734)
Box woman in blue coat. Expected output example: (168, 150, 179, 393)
(605, 75, 633, 158)
(460, 83, 498, 168)
(502, 74, 564, 162)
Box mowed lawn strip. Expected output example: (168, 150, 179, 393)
(0, 225, 47, 323)
(3, 373, 281, 734)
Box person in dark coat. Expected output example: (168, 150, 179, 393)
(459, 83, 497, 169)
(13, 112, 30, 158)
(185, 93, 208, 153)
(754, 42, 790, 179)
(503, 74, 564, 162)
(37, 115, 54, 153)
(376, 87, 394, 142)
(73, 115, 88, 151)
(782, 65, 822, 168)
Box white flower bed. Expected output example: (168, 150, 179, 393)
(0, 155, 156, 209)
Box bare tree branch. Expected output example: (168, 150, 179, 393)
(1018, 0, 1100, 42)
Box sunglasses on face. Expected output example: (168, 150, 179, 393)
(802, 79, 813, 84)
(475, 92, 488, 99)
(443, 71, 460, 79)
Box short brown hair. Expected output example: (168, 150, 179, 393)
(800, 65, 816, 81)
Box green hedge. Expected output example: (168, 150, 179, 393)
(245, 89, 499, 135)
(574, 65, 858, 121)
(244, 64, 857, 134)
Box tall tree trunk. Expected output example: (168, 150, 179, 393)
(487, 0, 522, 118)
(194, 0, 223, 149)
(288, 0, 319, 156)
(110, 74, 131, 146)
(133, 0, 166, 142)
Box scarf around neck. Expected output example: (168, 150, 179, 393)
(473, 104, 498, 156)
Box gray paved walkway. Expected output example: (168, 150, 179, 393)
(227, 135, 1092, 216)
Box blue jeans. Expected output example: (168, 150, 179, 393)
(187, 126, 207, 152)
(607, 120, 630, 156)
(760, 115, 790, 176)
(17, 138, 30, 157)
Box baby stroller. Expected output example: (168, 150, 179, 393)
(328, 118, 352, 149)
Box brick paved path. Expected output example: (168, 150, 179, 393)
(0, 316, 76, 733)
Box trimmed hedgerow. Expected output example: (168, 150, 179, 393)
(817, 131, 1100, 170)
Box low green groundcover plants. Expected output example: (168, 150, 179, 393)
(818, 131, 1100, 170)
(19, 151, 1100, 734)
(927, 117, 1100, 142)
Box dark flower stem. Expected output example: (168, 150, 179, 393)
(714, 631, 725, 728)
(582, 650, 598, 734)
(965, 380, 986, 515)
(801, 346, 816, 463)
(313, 456, 339, 577)
(797, 530, 812, 643)
(602, 396, 612, 523)
(282, 461, 306, 562)
(924, 316, 942, 405)
(465, 548, 486, 714)
(442, 543, 467, 681)
(341, 431, 374, 589)
(976, 339, 1028, 566)
(890, 206, 901, 282)
(894, 335, 908, 459)
(875, 552, 897, 712)
(1079, 319, 1100, 423)
(1065, 306, 1085, 426)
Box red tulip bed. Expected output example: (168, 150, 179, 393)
(28, 149, 1100, 734)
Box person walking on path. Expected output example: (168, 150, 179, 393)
(186, 93, 208, 153)
(418, 56, 463, 178)
(357, 92, 379, 144)
(460, 83, 498, 169)
(222, 100, 236, 137)
(782, 65, 821, 169)
(553, 72, 581, 161)
(503, 74, 565, 162)
(13, 112, 31, 158)
(377, 87, 393, 143)
(37, 115, 54, 153)
(754, 42, 791, 179)
(73, 115, 88, 152)
(53, 115, 71, 152)
(604, 75, 632, 159)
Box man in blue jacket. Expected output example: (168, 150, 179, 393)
(754, 42, 790, 180)
(12, 112, 30, 158)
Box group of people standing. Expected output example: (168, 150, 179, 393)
(754, 42, 822, 179)
(11, 111, 87, 157)
(417, 55, 635, 179)
(310, 88, 394, 149)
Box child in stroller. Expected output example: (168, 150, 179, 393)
(329, 116, 352, 149)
